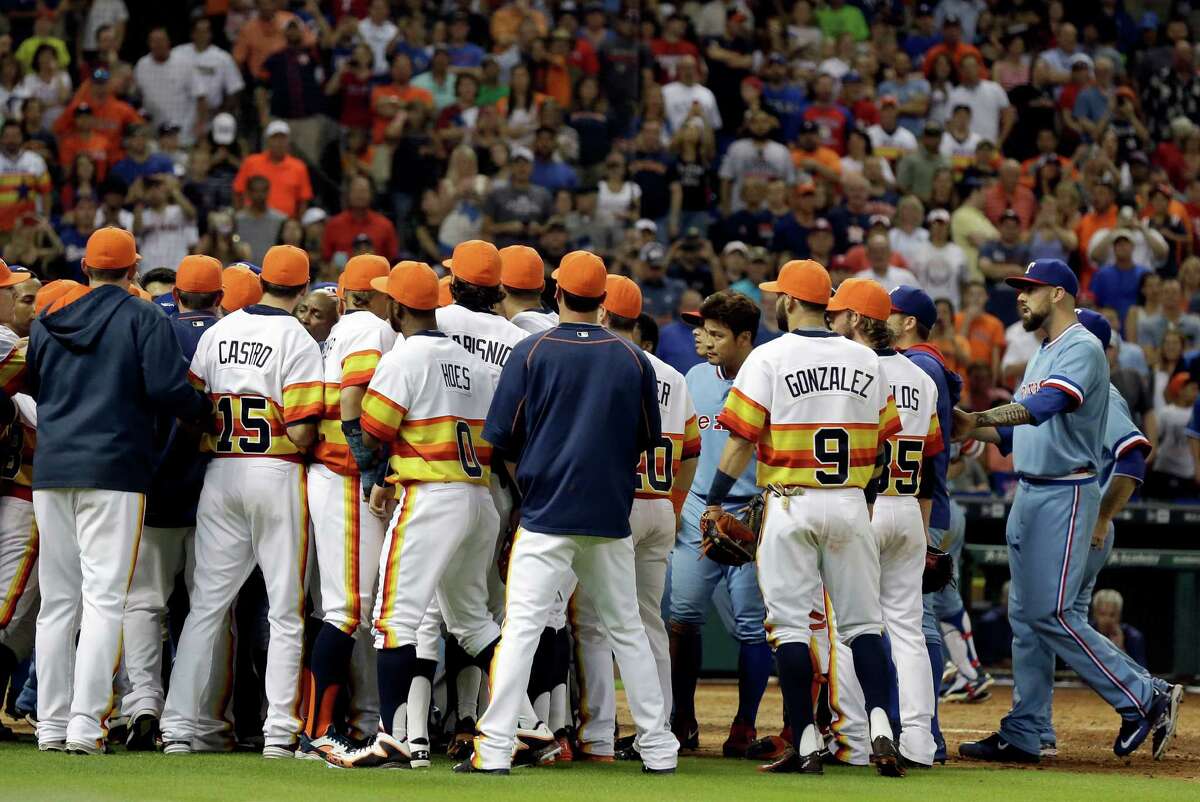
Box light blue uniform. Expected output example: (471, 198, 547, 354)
(1032, 385, 1157, 746)
(999, 323, 1155, 754)
(669, 362, 766, 641)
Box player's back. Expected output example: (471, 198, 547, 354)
(719, 330, 899, 489)
(363, 332, 496, 486)
(1013, 323, 1109, 478)
(436, 304, 529, 370)
(636, 350, 700, 500)
(878, 351, 942, 497)
(190, 307, 323, 462)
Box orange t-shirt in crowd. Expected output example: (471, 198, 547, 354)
(54, 94, 143, 164)
(954, 310, 1006, 366)
(232, 152, 314, 218)
(233, 11, 315, 79)
(58, 130, 113, 180)
(370, 84, 434, 142)
(922, 42, 989, 78)
(492, 5, 547, 47)
(1076, 205, 1118, 280)
(790, 145, 843, 177)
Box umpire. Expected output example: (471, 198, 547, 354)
(467, 251, 678, 774)
(27, 228, 211, 754)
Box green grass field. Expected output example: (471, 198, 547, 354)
(0, 745, 1191, 802)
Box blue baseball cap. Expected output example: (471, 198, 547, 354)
(1076, 308, 1112, 349)
(889, 285, 937, 330)
(1005, 258, 1079, 297)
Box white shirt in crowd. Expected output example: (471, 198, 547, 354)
(1002, 319, 1040, 381)
(134, 52, 203, 145)
(889, 226, 929, 268)
(946, 80, 1010, 142)
(596, 181, 642, 227)
(17, 71, 71, 130)
(137, 205, 198, 274)
(171, 42, 245, 116)
(912, 240, 966, 310)
(719, 137, 796, 212)
(1154, 403, 1194, 479)
(867, 124, 918, 163)
(357, 17, 400, 75)
(865, 265, 920, 293)
(81, 0, 129, 51)
(939, 130, 983, 164)
(662, 81, 722, 133)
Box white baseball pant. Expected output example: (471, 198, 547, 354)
(121, 525, 235, 747)
(808, 587, 868, 765)
(0, 496, 38, 661)
(872, 495, 936, 764)
(474, 528, 679, 771)
(573, 497, 674, 756)
(33, 488, 144, 748)
(162, 459, 309, 748)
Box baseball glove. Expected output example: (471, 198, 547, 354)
(922, 545, 954, 594)
(700, 496, 765, 566)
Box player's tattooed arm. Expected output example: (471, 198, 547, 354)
(974, 403, 1034, 428)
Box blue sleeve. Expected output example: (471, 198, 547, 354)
(1039, 339, 1105, 414)
(996, 425, 1014, 456)
(138, 311, 210, 423)
(1111, 449, 1146, 483)
(1018, 386, 1076, 424)
(1188, 398, 1200, 439)
(482, 342, 530, 461)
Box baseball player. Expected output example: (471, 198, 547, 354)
(887, 285, 965, 758)
(934, 502, 993, 706)
(0, 264, 39, 738)
(323, 261, 503, 769)
(162, 244, 324, 758)
(498, 245, 559, 333)
(703, 259, 905, 777)
(28, 228, 212, 753)
(956, 259, 1179, 763)
(571, 276, 700, 759)
(1031, 310, 1179, 754)
(121, 255, 234, 752)
(300, 254, 395, 758)
(668, 290, 776, 756)
(828, 278, 941, 767)
(220, 265, 264, 314)
(468, 251, 678, 775)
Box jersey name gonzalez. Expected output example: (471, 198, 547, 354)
(784, 363, 875, 399)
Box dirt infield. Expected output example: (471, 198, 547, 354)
(618, 681, 1200, 781)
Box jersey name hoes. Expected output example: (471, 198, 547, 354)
(440, 361, 474, 393)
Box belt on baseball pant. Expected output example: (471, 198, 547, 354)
(1018, 471, 1096, 486)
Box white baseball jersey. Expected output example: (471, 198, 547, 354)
(510, 308, 559, 334)
(189, 308, 324, 462)
(636, 351, 700, 500)
(435, 304, 529, 371)
(876, 351, 943, 497)
(314, 309, 398, 474)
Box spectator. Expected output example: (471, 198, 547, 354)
(1039, 22, 1084, 84)
(412, 47, 458, 112)
(1090, 590, 1150, 669)
(704, 11, 757, 132)
(1077, 173, 1120, 275)
(1004, 58, 1059, 162)
(983, 159, 1037, 229)
(955, 281, 1006, 378)
(260, 19, 325, 164)
(671, 120, 716, 238)
(234, 175, 285, 265)
(915, 208, 966, 310)
(1001, 312, 1040, 389)
(888, 195, 928, 266)
(861, 232, 918, 291)
(1152, 330, 1189, 411)
(939, 105, 982, 177)
(1138, 278, 1200, 348)
(719, 110, 793, 217)
(814, 0, 867, 41)
(0, 120, 51, 236)
(134, 28, 201, 149)
(826, 173, 873, 251)
(667, 234, 722, 297)
(530, 126, 579, 195)
(18, 44, 72, 131)
(946, 55, 1011, 144)
(1148, 372, 1198, 498)
(1028, 196, 1078, 263)
(761, 54, 805, 144)
(1093, 231, 1151, 324)
(801, 73, 852, 155)
(233, 120, 313, 218)
(54, 69, 142, 164)
(357, 0, 399, 75)
(993, 31, 1031, 91)
(174, 16, 243, 141)
(868, 96, 917, 167)
(132, 175, 197, 275)
(492, 0, 548, 50)
(840, 127, 893, 186)
(322, 175, 398, 265)
(930, 296, 973, 378)
(897, 120, 948, 204)
(976, 209, 1027, 325)
(1070, 56, 1117, 143)
(233, 0, 314, 81)
(1089, 205, 1169, 273)
(650, 14, 700, 83)
(482, 146, 553, 249)
(629, 120, 681, 239)
(661, 55, 721, 135)
(633, 241, 687, 323)
(922, 15, 983, 79)
(1144, 40, 1200, 143)
(2, 214, 63, 276)
(770, 184, 819, 259)
(14, 10, 69, 72)
(790, 118, 842, 184)
(1142, 184, 1192, 276)
(110, 124, 174, 187)
(370, 54, 434, 144)
(594, 152, 641, 251)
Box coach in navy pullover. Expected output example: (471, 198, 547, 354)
(27, 278, 211, 495)
(483, 258, 662, 539)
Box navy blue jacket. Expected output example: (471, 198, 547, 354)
(144, 310, 219, 528)
(903, 342, 962, 532)
(483, 323, 661, 538)
(27, 285, 211, 494)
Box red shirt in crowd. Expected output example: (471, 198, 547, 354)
(322, 209, 398, 262)
(803, 103, 852, 155)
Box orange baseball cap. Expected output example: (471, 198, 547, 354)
(221, 265, 263, 312)
(551, 250, 607, 298)
(759, 259, 831, 305)
(128, 285, 153, 301)
(500, 245, 545, 290)
(444, 240, 501, 287)
(438, 274, 453, 307)
(35, 279, 82, 314)
(85, 227, 139, 271)
(371, 261, 440, 310)
(175, 255, 223, 293)
(603, 275, 642, 319)
(0, 258, 26, 289)
(261, 244, 310, 287)
(341, 254, 391, 294)
(827, 276, 891, 320)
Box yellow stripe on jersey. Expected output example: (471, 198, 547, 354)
(360, 388, 407, 442)
(341, 349, 382, 388)
(879, 436, 928, 496)
(682, 414, 701, 459)
(187, 369, 205, 392)
(315, 386, 354, 474)
(754, 422, 885, 489)
(203, 394, 305, 461)
(636, 431, 688, 499)
(0, 346, 26, 396)
(925, 412, 944, 457)
(880, 396, 903, 442)
(283, 381, 324, 423)
(385, 416, 492, 488)
(717, 387, 767, 442)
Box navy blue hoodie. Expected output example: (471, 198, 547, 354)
(903, 342, 963, 532)
(27, 284, 211, 494)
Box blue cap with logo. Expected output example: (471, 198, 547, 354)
(1075, 308, 1112, 349)
(889, 285, 937, 330)
(1005, 258, 1079, 297)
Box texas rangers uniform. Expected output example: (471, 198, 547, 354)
(871, 348, 942, 764)
(573, 350, 700, 756)
(997, 322, 1156, 754)
(307, 307, 396, 737)
(163, 305, 324, 750)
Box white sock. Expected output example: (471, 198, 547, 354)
(391, 702, 408, 741)
(868, 707, 892, 742)
(407, 676, 431, 744)
(939, 622, 979, 681)
(549, 683, 568, 733)
(533, 691, 550, 725)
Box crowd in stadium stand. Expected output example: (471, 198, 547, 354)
(1, 0, 1199, 499)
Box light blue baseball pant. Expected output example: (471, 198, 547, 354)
(999, 480, 1155, 754)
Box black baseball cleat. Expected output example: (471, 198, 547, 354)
(1152, 684, 1184, 760)
(452, 758, 510, 775)
(672, 720, 699, 751)
(448, 716, 476, 760)
(871, 735, 906, 777)
(615, 733, 636, 752)
(959, 733, 1040, 764)
(642, 765, 676, 774)
(1114, 688, 1173, 758)
(758, 747, 822, 774)
(898, 753, 932, 770)
(125, 713, 159, 752)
